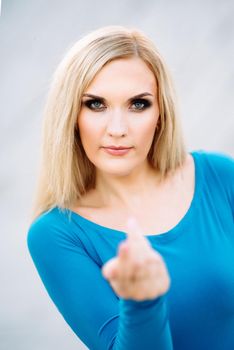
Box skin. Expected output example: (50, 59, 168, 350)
(77, 57, 172, 211)
(77, 57, 171, 300)
(102, 217, 170, 300)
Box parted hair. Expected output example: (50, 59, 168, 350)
(30, 25, 187, 222)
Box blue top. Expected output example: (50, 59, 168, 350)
(27, 150, 234, 350)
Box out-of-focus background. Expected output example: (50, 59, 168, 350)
(1, 0, 233, 349)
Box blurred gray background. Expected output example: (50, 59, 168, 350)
(1, 0, 233, 349)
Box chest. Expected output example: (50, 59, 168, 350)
(72, 155, 195, 235)
(77, 179, 194, 236)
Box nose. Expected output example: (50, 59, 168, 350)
(106, 110, 128, 137)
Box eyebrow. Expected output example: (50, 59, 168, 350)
(82, 92, 154, 102)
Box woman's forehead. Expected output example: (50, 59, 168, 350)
(84, 57, 157, 98)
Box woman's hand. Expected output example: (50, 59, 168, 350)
(101, 217, 171, 301)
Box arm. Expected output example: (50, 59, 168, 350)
(27, 215, 173, 350)
(112, 297, 172, 350)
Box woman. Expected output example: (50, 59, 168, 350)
(27, 25, 234, 350)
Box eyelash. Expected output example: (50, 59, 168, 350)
(83, 98, 152, 112)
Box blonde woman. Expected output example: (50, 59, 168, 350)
(27, 26, 234, 350)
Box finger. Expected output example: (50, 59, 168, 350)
(117, 241, 135, 280)
(126, 216, 144, 240)
(118, 240, 129, 258)
(118, 243, 146, 282)
(126, 217, 152, 252)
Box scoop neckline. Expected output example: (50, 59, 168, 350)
(66, 151, 202, 243)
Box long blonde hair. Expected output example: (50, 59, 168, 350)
(30, 25, 187, 222)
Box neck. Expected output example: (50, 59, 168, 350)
(95, 161, 162, 210)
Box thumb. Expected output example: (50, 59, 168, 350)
(102, 257, 117, 279)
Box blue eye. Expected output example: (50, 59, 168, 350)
(131, 99, 151, 111)
(83, 98, 152, 112)
(84, 99, 105, 111)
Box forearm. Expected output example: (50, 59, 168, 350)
(111, 295, 173, 350)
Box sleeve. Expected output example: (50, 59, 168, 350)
(27, 215, 173, 350)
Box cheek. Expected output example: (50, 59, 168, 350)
(134, 118, 157, 149)
(78, 116, 100, 148)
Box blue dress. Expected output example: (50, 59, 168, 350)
(27, 150, 234, 350)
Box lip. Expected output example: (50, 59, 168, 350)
(102, 146, 132, 156)
(103, 146, 132, 150)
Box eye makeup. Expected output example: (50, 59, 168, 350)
(82, 98, 152, 112)
(130, 98, 152, 111)
(82, 98, 106, 111)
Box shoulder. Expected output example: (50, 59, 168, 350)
(27, 208, 59, 250)
(191, 149, 234, 204)
(191, 149, 234, 177)
(27, 207, 102, 269)
(28, 207, 66, 237)
(27, 207, 80, 257)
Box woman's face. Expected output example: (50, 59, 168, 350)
(77, 57, 160, 177)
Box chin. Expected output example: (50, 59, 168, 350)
(97, 162, 137, 177)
